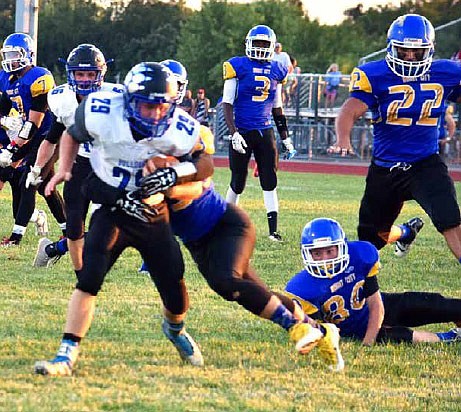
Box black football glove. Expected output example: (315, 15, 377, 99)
(113, 189, 158, 222)
(139, 167, 178, 196)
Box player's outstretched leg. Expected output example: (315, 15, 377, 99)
(394, 217, 424, 258)
(162, 319, 204, 366)
(34, 339, 79, 376)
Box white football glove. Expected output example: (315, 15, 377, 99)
(282, 137, 297, 160)
(231, 131, 247, 154)
(0, 116, 23, 132)
(25, 165, 43, 188)
(0, 148, 13, 168)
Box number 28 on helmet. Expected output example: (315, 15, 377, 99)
(301, 218, 350, 278)
(386, 14, 435, 78)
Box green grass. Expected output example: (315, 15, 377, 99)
(1, 167, 461, 411)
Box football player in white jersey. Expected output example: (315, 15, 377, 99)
(28, 44, 123, 272)
(35, 62, 213, 376)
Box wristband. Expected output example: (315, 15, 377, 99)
(18, 120, 38, 141)
(172, 161, 197, 178)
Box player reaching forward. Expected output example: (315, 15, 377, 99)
(331, 14, 461, 264)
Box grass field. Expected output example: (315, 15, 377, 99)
(1, 166, 461, 412)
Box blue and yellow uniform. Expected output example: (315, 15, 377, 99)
(0, 67, 54, 137)
(350, 59, 461, 166)
(285, 241, 379, 339)
(223, 56, 287, 132)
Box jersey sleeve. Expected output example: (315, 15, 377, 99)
(283, 291, 320, 316)
(223, 59, 238, 80)
(349, 67, 375, 107)
(194, 125, 215, 155)
(30, 72, 55, 98)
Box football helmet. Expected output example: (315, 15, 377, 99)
(1, 32, 34, 73)
(301, 218, 349, 278)
(160, 59, 188, 104)
(245, 25, 276, 61)
(123, 62, 178, 138)
(65, 44, 107, 95)
(386, 14, 435, 78)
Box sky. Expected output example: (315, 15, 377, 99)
(184, 0, 403, 25)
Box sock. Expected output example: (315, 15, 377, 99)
(267, 211, 278, 234)
(9, 232, 23, 243)
(56, 237, 68, 254)
(398, 224, 412, 241)
(12, 224, 27, 236)
(436, 329, 458, 342)
(226, 187, 240, 204)
(270, 304, 297, 330)
(165, 320, 184, 335)
(62, 333, 81, 344)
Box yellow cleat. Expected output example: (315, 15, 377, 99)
(317, 323, 344, 371)
(289, 322, 323, 354)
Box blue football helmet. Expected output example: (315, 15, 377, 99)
(160, 59, 188, 104)
(301, 218, 349, 278)
(1, 33, 34, 73)
(245, 25, 276, 61)
(65, 44, 107, 96)
(123, 62, 178, 138)
(386, 14, 435, 78)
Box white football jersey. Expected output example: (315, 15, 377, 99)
(82, 91, 200, 191)
(47, 82, 123, 158)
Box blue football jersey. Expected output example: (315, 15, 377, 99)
(223, 56, 287, 132)
(0, 67, 54, 136)
(349, 59, 461, 164)
(284, 241, 380, 340)
(169, 181, 227, 243)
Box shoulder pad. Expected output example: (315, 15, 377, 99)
(349, 67, 372, 93)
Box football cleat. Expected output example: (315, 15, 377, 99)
(437, 327, 461, 343)
(289, 322, 323, 354)
(162, 320, 204, 366)
(317, 323, 344, 371)
(33, 237, 53, 267)
(269, 232, 283, 242)
(34, 340, 79, 376)
(394, 217, 424, 258)
(0, 236, 19, 247)
(35, 210, 49, 236)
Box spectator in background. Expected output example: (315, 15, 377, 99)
(179, 89, 194, 115)
(323, 63, 342, 110)
(272, 42, 293, 74)
(439, 104, 456, 160)
(451, 45, 461, 61)
(192, 88, 210, 126)
(283, 56, 300, 106)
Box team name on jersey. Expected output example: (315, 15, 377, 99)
(253, 67, 271, 75)
(329, 272, 356, 293)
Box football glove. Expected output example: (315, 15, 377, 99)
(25, 165, 43, 188)
(230, 131, 247, 154)
(114, 190, 159, 223)
(0, 147, 14, 168)
(0, 116, 23, 132)
(140, 167, 178, 196)
(281, 137, 297, 160)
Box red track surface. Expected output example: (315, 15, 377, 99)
(213, 156, 461, 181)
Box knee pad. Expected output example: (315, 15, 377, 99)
(259, 171, 277, 191)
(65, 209, 85, 240)
(377, 326, 413, 343)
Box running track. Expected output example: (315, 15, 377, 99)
(213, 156, 461, 182)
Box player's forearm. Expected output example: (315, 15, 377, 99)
(57, 132, 79, 176)
(35, 140, 57, 169)
(14, 110, 44, 146)
(176, 153, 214, 184)
(222, 103, 237, 134)
(362, 293, 385, 346)
(335, 110, 355, 148)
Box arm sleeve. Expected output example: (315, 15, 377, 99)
(273, 84, 283, 109)
(363, 275, 379, 298)
(0, 92, 12, 116)
(45, 114, 66, 144)
(30, 93, 49, 112)
(67, 98, 93, 143)
(222, 78, 237, 104)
